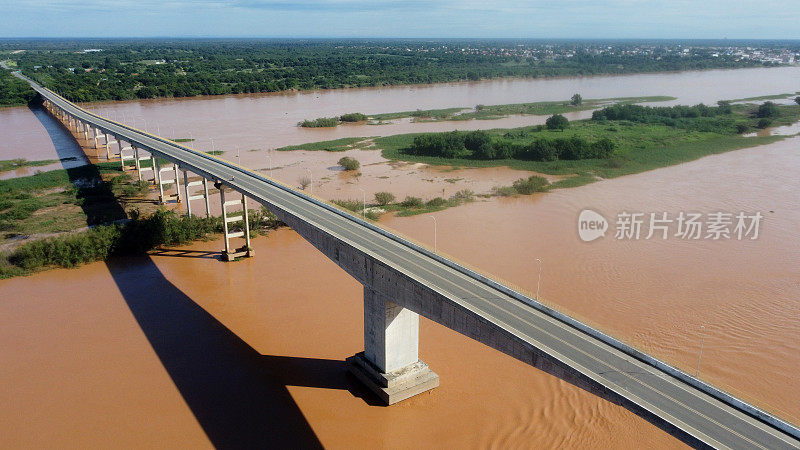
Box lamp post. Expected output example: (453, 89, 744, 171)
(266, 151, 272, 175)
(696, 325, 706, 377)
(431, 216, 437, 253)
(358, 187, 366, 217)
(535, 258, 542, 300)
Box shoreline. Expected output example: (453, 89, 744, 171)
(45, 64, 790, 108)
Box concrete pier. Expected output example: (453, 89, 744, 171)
(347, 286, 439, 405)
(219, 184, 253, 261)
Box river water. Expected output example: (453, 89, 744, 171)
(1, 67, 799, 448)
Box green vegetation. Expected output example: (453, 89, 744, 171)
(755, 101, 780, 118)
(372, 108, 465, 121)
(300, 112, 370, 127)
(546, 114, 569, 130)
(512, 175, 550, 194)
(570, 93, 583, 106)
(332, 189, 476, 219)
(0, 162, 152, 246)
(371, 96, 675, 122)
(727, 93, 799, 102)
(339, 112, 368, 122)
(407, 129, 614, 161)
(171, 138, 194, 142)
(3, 39, 774, 104)
(0, 207, 281, 278)
(0, 69, 37, 106)
(205, 150, 225, 155)
(369, 100, 798, 188)
(0, 158, 58, 173)
(338, 156, 360, 171)
(374, 191, 395, 206)
(299, 117, 340, 128)
(276, 137, 374, 152)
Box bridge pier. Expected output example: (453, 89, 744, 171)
(184, 172, 211, 218)
(219, 184, 253, 261)
(119, 141, 135, 171)
(347, 286, 439, 405)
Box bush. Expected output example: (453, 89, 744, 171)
(410, 131, 466, 158)
(756, 118, 772, 129)
(451, 189, 475, 201)
(299, 117, 339, 128)
(339, 112, 367, 122)
(512, 176, 550, 194)
(492, 186, 517, 197)
(426, 197, 447, 207)
(546, 114, 569, 130)
(795, 96, 800, 106)
(374, 191, 395, 206)
(735, 123, 750, 133)
(400, 196, 424, 207)
(570, 93, 582, 106)
(756, 101, 779, 118)
(338, 156, 360, 171)
(5, 209, 227, 272)
(332, 199, 362, 212)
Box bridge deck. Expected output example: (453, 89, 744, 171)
(21, 73, 800, 449)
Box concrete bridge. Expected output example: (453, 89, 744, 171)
(17, 72, 800, 449)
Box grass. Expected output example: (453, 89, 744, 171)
(332, 190, 476, 219)
(0, 162, 152, 246)
(370, 96, 675, 122)
(0, 207, 282, 278)
(205, 150, 225, 156)
(171, 138, 194, 143)
(0, 158, 59, 173)
(276, 137, 375, 152)
(374, 103, 799, 181)
(727, 92, 800, 103)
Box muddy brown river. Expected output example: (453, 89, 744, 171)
(1, 67, 799, 448)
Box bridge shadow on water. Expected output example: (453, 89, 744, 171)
(31, 100, 377, 448)
(106, 256, 371, 448)
(106, 254, 383, 447)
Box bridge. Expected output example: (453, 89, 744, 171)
(16, 72, 800, 449)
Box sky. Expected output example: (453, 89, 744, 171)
(1, 0, 798, 39)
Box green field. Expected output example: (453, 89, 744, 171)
(371, 96, 676, 122)
(276, 137, 375, 152)
(279, 100, 799, 190)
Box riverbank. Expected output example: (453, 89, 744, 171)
(277, 100, 800, 192)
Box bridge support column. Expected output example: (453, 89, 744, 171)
(347, 286, 439, 405)
(219, 185, 253, 261)
(183, 173, 211, 218)
(119, 141, 134, 171)
(172, 164, 182, 203)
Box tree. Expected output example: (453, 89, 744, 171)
(756, 101, 779, 118)
(338, 157, 360, 171)
(546, 114, 569, 130)
(570, 93, 583, 106)
(795, 96, 800, 106)
(374, 192, 395, 206)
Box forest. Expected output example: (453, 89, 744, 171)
(0, 39, 787, 104)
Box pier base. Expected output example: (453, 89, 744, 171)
(346, 352, 438, 405)
(347, 286, 438, 404)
